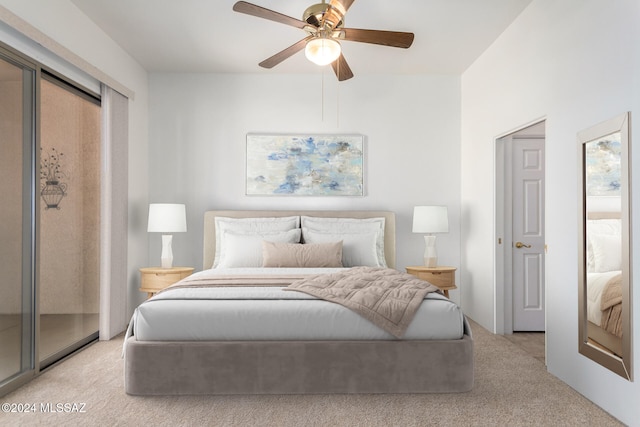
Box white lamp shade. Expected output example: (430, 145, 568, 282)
(305, 38, 341, 66)
(147, 204, 187, 233)
(412, 206, 449, 233)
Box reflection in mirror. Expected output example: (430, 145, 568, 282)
(578, 112, 631, 380)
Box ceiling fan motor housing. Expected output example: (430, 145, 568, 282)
(303, 3, 343, 29)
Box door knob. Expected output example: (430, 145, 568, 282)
(515, 241, 532, 248)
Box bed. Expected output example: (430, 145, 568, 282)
(585, 213, 623, 356)
(124, 210, 474, 395)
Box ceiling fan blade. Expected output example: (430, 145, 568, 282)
(335, 0, 356, 13)
(233, 1, 309, 29)
(321, 0, 355, 29)
(259, 36, 313, 69)
(331, 54, 354, 81)
(341, 28, 414, 48)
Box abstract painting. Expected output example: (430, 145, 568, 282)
(585, 131, 621, 196)
(246, 134, 364, 196)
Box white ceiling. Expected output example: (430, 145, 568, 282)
(70, 0, 532, 76)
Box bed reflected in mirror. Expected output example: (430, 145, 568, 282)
(578, 112, 632, 380)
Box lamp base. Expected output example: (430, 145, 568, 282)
(423, 235, 438, 267)
(160, 234, 174, 268)
(423, 256, 437, 268)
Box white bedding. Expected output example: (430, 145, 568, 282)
(587, 270, 621, 326)
(131, 268, 467, 341)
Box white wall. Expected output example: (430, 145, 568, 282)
(147, 72, 462, 297)
(0, 0, 149, 321)
(461, 0, 639, 424)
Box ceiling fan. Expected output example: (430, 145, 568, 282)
(232, 0, 414, 81)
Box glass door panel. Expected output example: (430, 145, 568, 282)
(0, 54, 35, 388)
(38, 77, 100, 366)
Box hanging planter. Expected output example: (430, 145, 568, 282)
(40, 147, 68, 210)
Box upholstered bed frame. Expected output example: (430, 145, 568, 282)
(124, 210, 474, 395)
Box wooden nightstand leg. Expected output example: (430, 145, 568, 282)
(443, 290, 449, 298)
(147, 292, 153, 299)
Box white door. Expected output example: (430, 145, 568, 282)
(512, 137, 545, 331)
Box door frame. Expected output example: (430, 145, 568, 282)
(0, 44, 38, 397)
(494, 118, 546, 334)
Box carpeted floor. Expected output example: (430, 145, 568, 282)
(0, 320, 622, 426)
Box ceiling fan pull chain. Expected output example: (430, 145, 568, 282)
(321, 68, 325, 122)
(336, 61, 340, 128)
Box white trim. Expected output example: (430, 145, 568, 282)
(0, 5, 134, 99)
(99, 85, 129, 340)
(494, 134, 513, 334)
(494, 116, 547, 141)
(99, 86, 113, 340)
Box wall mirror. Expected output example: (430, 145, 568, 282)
(578, 111, 632, 380)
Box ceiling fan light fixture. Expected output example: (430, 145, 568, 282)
(305, 37, 341, 66)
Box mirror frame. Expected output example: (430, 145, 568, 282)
(577, 111, 632, 380)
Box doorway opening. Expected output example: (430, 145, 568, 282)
(495, 120, 546, 339)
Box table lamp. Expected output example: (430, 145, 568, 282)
(412, 206, 449, 267)
(147, 203, 187, 268)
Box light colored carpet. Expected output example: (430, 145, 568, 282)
(0, 320, 622, 426)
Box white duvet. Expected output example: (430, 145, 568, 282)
(587, 270, 621, 326)
(129, 267, 468, 341)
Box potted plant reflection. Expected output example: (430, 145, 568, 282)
(40, 147, 68, 210)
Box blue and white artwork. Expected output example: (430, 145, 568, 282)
(585, 132, 621, 196)
(246, 134, 364, 196)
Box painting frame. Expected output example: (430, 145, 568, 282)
(246, 134, 365, 196)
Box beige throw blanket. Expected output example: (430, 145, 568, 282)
(156, 274, 314, 294)
(285, 267, 441, 338)
(600, 273, 623, 338)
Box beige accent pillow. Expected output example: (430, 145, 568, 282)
(262, 241, 343, 268)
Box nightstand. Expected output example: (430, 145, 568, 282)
(139, 267, 194, 298)
(406, 266, 457, 298)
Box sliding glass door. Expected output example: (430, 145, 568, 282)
(38, 75, 101, 368)
(0, 51, 35, 391)
(0, 44, 101, 395)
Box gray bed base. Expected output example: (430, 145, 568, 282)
(124, 335, 473, 395)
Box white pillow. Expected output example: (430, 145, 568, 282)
(589, 233, 621, 273)
(586, 219, 621, 237)
(213, 216, 300, 268)
(301, 216, 386, 267)
(217, 229, 301, 268)
(302, 227, 380, 267)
